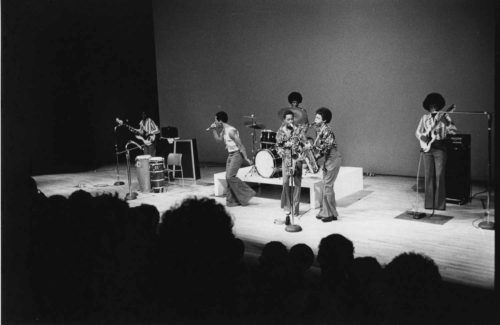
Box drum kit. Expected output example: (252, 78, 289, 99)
(243, 114, 282, 178)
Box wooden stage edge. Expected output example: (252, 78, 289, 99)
(34, 163, 495, 290)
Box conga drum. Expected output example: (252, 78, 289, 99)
(149, 157, 167, 193)
(135, 155, 151, 192)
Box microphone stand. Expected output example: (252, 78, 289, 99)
(119, 141, 143, 201)
(286, 157, 302, 232)
(446, 111, 494, 230)
(113, 126, 125, 186)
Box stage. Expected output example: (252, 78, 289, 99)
(34, 163, 495, 289)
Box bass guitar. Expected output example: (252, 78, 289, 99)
(115, 118, 156, 146)
(419, 104, 456, 152)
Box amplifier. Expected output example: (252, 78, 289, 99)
(161, 126, 178, 138)
(445, 134, 471, 205)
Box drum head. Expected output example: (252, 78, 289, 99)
(150, 157, 164, 163)
(136, 155, 152, 160)
(255, 150, 276, 178)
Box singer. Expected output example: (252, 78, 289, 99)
(415, 93, 457, 211)
(209, 111, 255, 207)
(276, 110, 307, 222)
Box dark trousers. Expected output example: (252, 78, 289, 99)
(318, 151, 342, 218)
(143, 144, 156, 157)
(423, 148, 447, 210)
(226, 151, 255, 205)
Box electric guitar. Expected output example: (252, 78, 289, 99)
(115, 118, 156, 146)
(419, 104, 456, 152)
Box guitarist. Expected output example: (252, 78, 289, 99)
(415, 93, 457, 211)
(137, 111, 160, 156)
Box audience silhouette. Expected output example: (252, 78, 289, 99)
(5, 181, 494, 324)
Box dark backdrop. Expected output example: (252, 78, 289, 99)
(2, 0, 159, 177)
(2, 0, 159, 322)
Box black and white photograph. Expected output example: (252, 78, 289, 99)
(2, 0, 498, 323)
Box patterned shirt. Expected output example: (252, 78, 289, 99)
(415, 113, 457, 141)
(313, 124, 338, 157)
(139, 118, 160, 137)
(276, 124, 307, 154)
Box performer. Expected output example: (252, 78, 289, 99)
(209, 111, 256, 207)
(287, 91, 309, 132)
(415, 93, 457, 211)
(276, 110, 308, 222)
(307, 107, 342, 222)
(137, 111, 160, 156)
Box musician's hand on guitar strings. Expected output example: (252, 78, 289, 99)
(420, 135, 430, 143)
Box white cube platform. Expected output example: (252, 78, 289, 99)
(214, 166, 363, 208)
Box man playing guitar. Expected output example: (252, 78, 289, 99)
(415, 93, 457, 212)
(116, 111, 160, 155)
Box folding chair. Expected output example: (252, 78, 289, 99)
(166, 153, 184, 186)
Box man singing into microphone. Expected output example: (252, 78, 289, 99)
(209, 111, 255, 207)
(276, 110, 307, 223)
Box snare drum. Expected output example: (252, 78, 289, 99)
(260, 130, 277, 149)
(149, 157, 167, 193)
(135, 155, 152, 192)
(255, 149, 282, 178)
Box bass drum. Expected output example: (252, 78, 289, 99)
(255, 149, 282, 178)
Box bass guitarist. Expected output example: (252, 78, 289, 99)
(116, 111, 160, 156)
(415, 93, 457, 211)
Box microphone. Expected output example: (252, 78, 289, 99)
(206, 123, 217, 131)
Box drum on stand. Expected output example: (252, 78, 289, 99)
(260, 130, 277, 149)
(255, 149, 282, 178)
(135, 155, 152, 192)
(149, 157, 167, 193)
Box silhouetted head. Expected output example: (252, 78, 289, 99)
(259, 241, 289, 268)
(290, 243, 314, 272)
(317, 233, 354, 274)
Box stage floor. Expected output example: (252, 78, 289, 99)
(34, 163, 495, 289)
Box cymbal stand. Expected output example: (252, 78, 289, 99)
(245, 114, 259, 176)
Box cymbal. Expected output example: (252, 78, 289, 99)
(244, 121, 265, 129)
(277, 107, 305, 120)
(243, 114, 256, 119)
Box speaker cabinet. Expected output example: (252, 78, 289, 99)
(161, 126, 178, 138)
(445, 134, 471, 205)
(174, 139, 201, 180)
